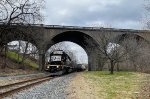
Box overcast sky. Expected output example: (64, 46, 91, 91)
(44, 0, 145, 29)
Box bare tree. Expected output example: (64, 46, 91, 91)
(0, 0, 44, 69)
(29, 43, 38, 59)
(127, 40, 150, 72)
(7, 40, 39, 69)
(85, 30, 142, 74)
(0, 0, 44, 24)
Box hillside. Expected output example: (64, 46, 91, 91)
(0, 51, 39, 76)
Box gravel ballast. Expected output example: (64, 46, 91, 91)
(0, 73, 49, 86)
(4, 73, 76, 99)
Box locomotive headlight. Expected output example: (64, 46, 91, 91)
(47, 66, 49, 68)
(57, 66, 59, 68)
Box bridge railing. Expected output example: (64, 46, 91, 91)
(43, 25, 141, 32)
(44, 24, 105, 30)
(36, 25, 150, 33)
(0, 22, 103, 29)
(0, 23, 148, 32)
(27, 24, 145, 32)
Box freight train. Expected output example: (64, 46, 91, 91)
(45, 50, 74, 75)
(45, 50, 86, 75)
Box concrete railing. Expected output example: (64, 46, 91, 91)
(0, 22, 149, 33)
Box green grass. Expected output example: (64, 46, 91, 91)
(6, 51, 38, 68)
(83, 71, 142, 99)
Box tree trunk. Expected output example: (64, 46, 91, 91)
(1, 45, 8, 69)
(21, 42, 29, 69)
(0, 46, 4, 53)
(3, 45, 8, 69)
(110, 60, 114, 74)
(17, 40, 21, 64)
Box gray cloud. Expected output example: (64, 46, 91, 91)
(44, 0, 145, 29)
(43, 0, 145, 63)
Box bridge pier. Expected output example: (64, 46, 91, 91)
(88, 48, 102, 71)
(39, 50, 45, 71)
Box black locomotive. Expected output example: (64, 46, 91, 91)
(45, 50, 73, 74)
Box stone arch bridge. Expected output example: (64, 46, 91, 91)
(0, 24, 150, 71)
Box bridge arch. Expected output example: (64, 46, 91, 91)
(113, 33, 150, 44)
(107, 33, 150, 71)
(0, 31, 38, 49)
(46, 31, 101, 70)
(0, 30, 42, 70)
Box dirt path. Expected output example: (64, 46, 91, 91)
(66, 72, 99, 99)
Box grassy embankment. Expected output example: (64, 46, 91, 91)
(6, 51, 38, 69)
(83, 71, 146, 99)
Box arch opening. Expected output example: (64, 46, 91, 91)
(0, 40, 39, 69)
(104, 33, 150, 73)
(46, 41, 88, 70)
(50, 31, 98, 50)
(48, 31, 100, 71)
(0, 31, 38, 49)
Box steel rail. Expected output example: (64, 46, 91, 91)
(0, 75, 53, 98)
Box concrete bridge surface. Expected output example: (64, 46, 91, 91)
(0, 24, 150, 71)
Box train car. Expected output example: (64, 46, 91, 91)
(45, 50, 72, 74)
(76, 64, 86, 72)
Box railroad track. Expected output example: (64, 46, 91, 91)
(0, 75, 53, 98)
